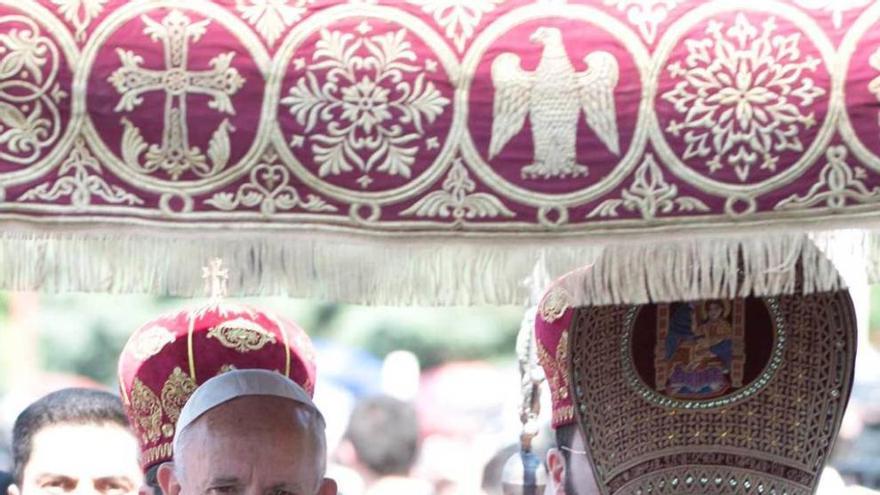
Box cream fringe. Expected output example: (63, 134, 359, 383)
(0, 228, 873, 305)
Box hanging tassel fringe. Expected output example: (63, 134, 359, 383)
(1, 227, 878, 306)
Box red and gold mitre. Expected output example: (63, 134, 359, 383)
(117, 262, 317, 471)
(535, 279, 578, 428)
(536, 261, 856, 495)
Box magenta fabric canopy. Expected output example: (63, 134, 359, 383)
(2, 0, 880, 304)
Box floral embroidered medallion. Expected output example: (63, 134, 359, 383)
(276, 15, 456, 199)
(656, 11, 831, 188)
(125, 324, 176, 361)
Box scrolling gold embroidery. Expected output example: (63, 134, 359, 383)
(207, 318, 277, 352)
(401, 158, 514, 225)
(540, 287, 573, 323)
(407, 0, 500, 52)
(160, 367, 197, 424)
(537, 330, 570, 401)
(130, 378, 162, 443)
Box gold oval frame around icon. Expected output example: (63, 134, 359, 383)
(621, 297, 785, 410)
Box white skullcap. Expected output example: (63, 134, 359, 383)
(172, 369, 322, 455)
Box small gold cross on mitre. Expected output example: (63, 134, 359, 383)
(202, 258, 229, 299)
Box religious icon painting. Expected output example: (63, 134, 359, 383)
(626, 296, 782, 408)
(656, 300, 744, 399)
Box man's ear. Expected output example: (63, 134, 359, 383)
(7, 483, 20, 495)
(318, 478, 337, 495)
(157, 463, 181, 495)
(546, 449, 566, 495)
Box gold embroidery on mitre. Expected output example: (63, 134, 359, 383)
(553, 405, 575, 425)
(218, 364, 238, 374)
(207, 318, 277, 353)
(540, 287, 573, 323)
(160, 367, 197, 424)
(538, 331, 570, 401)
(141, 442, 173, 466)
(130, 378, 162, 444)
(556, 331, 570, 399)
(128, 325, 176, 361)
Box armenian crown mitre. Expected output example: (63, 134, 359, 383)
(534, 269, 580, 430)
(117, 259, 317, 472)
(535, 254, 856, 495)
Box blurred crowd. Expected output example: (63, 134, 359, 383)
(2, 345, 880, 495)
(2, 285, 880, 495)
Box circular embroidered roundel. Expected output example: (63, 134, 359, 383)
(276, 17, 455, 195)
(626, 297, 781, 408)
(0, 8, 74, 178)
(466, 17, 642, 197)
(654, 11, 832, 188)
(85, 8, 265, 185)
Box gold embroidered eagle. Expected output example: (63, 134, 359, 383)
(489, 27, 621, 179)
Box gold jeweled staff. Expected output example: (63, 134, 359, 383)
(502, 262, 550, 495)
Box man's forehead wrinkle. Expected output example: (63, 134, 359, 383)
(189, 399, 324, 448)
(209, 477, 242, 485)
(201, 396, 318, 427)
(177, 409, 323, 457)
(174, 420, 210, 481)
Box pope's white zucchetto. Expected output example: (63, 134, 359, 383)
(172, 369, 323, 455)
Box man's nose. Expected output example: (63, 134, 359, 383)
(73, 481, 108, 495)
(72, 482, 99, 495)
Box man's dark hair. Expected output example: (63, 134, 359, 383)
(555, 424, 576, 458)
(11, 388, 131, 485)
(145, 465, 162, 495)
(555, 424, 581, 495)
(1, 471, 14, 495)
(344, 395, 420, 477)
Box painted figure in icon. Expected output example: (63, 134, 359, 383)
(661, 300, 736, 398)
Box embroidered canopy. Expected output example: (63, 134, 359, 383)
(3, 0, 880, 304)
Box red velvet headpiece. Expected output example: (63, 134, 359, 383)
(534, 280, 578, 428)
(117, 299, 316, 471)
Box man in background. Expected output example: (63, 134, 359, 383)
(7, 388, 142, 495)
(337, 395, 432, 495)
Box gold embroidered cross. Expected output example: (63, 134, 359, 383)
(202, 258, 228, 299)
(108, 10, 245, 179)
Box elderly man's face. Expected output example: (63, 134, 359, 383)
(157, 396, 335, 495)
